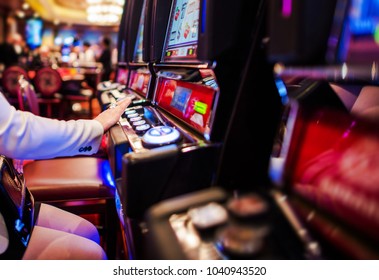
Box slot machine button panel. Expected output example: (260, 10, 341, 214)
(142, 126, 181, 147)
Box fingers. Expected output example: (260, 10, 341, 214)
(96, 97, 133, 132)
(117, 96, 133, 105)
(108, 97, 132, 112)
(117, 96, 133, 109)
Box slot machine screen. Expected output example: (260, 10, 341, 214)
(341, 0, 379, 63)
(155, 78, 215, 135)
(133, 0, 146, 62)
(170, 86, 192, 112)
(162, 0, 200, 62)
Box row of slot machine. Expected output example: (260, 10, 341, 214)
(97, 0, 288, 260)
(98, 0, 379, 260)
(279, 0, 379, 260)
(267, 0, 379, 260)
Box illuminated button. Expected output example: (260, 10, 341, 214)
(141, 125, 181, 147)
(149, 129, 161, 136)
(127, 113, 139, 119)
(97, 82, 119, 91)
(188, 202, 228, 230)
(161, 127, 173, 134)
(135, 124, 151, 134)
(194, 101, 208, 114)
(124, 109, 137, 115)
(132, 120, 146, 126)
(129, 116, 142, 122)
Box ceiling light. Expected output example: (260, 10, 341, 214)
(22, 3, 30, 10)
(16, 10, 25, 18)
(86, 0, 124, 25)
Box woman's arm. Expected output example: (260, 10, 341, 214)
(0, 93, 104, 159)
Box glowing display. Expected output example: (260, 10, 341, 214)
(25, 19, 43, 50)
(170, 86, 192, 113)
(129, 69, 151, 97)
(116, 68, 129, 85)
(349, 0, 379, 35)
(337, 0, 379, 63)
(162, 0, 200, 61)
(155, 78, 216, 135)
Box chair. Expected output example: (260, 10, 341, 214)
(1, 65, 28, 108)
(64, 86, 95, 119)
(17, 77, 120, 259)
(61, 66, 101, 119)
(18, 75, 40, 114)
(33, 67, 64, 118)
(22, 157, 119, 258)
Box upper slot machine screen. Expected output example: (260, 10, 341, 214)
(162, 0, 200, 62)
(344, 0, 379, 63)
(327, 0, 379, 63)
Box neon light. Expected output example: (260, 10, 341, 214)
(282, 0, 292, 18)
(341, 63, 348, 80)
(375, 24, 379, 44)
(101, 160, 116, 188)
(194, 101, 207, 114)
(201, 0, 206, 33)
(274, 78, 289, 105)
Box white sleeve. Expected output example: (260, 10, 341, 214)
(0, 93, 104, 160)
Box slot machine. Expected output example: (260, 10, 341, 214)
(98, 0, 155, 109)
(142, 0, 379, 260)
(98, 0, 132, 109)
(109, 0, 272, 259)
(115, 0, 130, 83)
(106, 0, 158, 180)
(143, 0, 310, 260)
(124, 0, 153, 102)
(267, 0, 379, 259)
(99, 0, 171, 109)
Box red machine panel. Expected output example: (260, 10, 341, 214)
(284, 107, 379, 242)
(155, 77, 216, 134)
(128, 70, 151, 97)
(116, 68, 129, 85)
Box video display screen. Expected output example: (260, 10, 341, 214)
(129, 70, 151, 97)
(162, 0, 200, 62)
(346, 0, 379, 63)
(329, 0, 379, 63)
(170, 86, 192, 113)
(155, 78, 216, 135)
(25, 19, 43, 50)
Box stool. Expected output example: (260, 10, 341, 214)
(1, 65, 28, 108)
(33, 67, 64, 118)
(23, 156, 120, 259)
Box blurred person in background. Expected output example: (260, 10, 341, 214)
(97, 37, 112, 81)
(0, 33, 24, 68)
(79, 41, 96, 65)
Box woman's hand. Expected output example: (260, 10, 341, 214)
(94, 97, 132, 132)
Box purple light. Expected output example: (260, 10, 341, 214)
(282, 0, 292, 18)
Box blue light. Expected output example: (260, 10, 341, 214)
(100, 160, 116, 188)
(201, 0, 206, 34)
(274, 78, 289, 105)
(349, 0, 379, 35)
